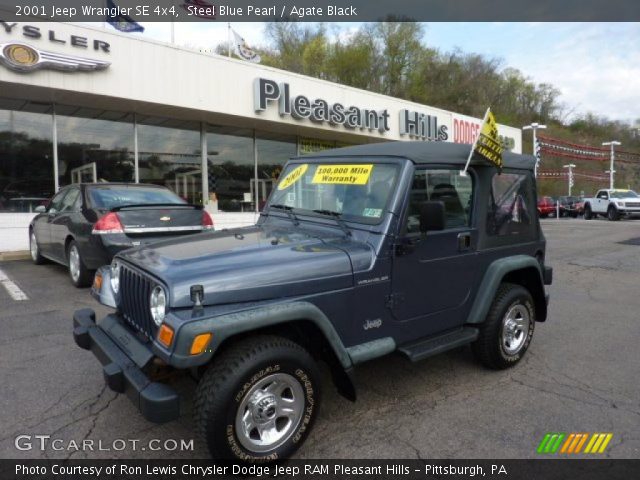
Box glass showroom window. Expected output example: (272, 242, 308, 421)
(56, 107, 134, 187)
(0, 102, 54, 212)
(138, 118, 202, 204)
(206, 126, 254, 212)
(256, 132, 297, 210)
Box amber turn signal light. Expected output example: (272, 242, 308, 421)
(158, 324, 174, 347)
(190, 333, 212, 355)
(92, 272, 103, 290)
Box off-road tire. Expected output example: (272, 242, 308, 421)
(29, 229, 46, 265)
(607, 206, 620, 221)
(584, 204, 593, 220)
(472, 283, 535, 370)
(67, 240, 92, 288)
(194, 335, 321, 463)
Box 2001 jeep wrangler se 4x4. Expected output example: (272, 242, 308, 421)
(74, 141, 552, 462)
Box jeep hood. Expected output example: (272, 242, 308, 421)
(117, 224, 370, 308)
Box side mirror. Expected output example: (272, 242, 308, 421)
(419, 201, 445, 233)
(34, 205, 46, 213)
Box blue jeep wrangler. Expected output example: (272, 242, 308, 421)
(74, 141, 552, 462)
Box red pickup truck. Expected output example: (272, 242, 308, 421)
(537, 196, 557, 217)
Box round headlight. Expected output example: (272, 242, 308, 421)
(150, 286, 167, 326)
(110, 261, 120, 294)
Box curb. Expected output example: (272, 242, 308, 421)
(0, 251, 31, 262)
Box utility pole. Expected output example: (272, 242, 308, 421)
(563, 164, 576, 196)
(602, 141, 621, 189)
(522, 123, 547, 178)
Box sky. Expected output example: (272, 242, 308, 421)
(119, 22, 640, 123)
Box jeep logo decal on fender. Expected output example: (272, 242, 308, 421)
(0, 42, 110, 73)
(363, 319, 382, 330)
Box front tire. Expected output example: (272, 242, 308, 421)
(472, 283, 535, 370)
(607, 206, 620, 221)
(67, 241, 92, 287)
(584, 204, 593, 220)
(194, 335, 321, 463)
(29, 230, 46, 265)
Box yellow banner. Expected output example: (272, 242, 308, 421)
(277, 164, 308, 190)
(475, 109, 503, 168)
(311, 164, 373, 185)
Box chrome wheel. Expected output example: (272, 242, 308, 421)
(501, 303, 530, 355)
(30, 232, 38, 261)
(235, 372, 305, 453)
(68, 246, 80, 282)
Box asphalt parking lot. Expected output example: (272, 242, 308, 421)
(0, 217, 639, 460)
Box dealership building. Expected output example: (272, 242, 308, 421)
(0, 21, 522, 252)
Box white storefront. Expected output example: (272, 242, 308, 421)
(0, 22, 522, 252)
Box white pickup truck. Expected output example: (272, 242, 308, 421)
(583, 189, 640, 221)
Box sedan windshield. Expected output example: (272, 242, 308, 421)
(88, 185, 186, 209)
(268, 161, 398, 224)
(610, 190, 639, 199)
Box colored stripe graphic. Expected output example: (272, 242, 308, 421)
(538, 433, 612, 454)
(537, 433, 565, 453)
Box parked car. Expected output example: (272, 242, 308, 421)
(557, 196, 583, 217)
(583, 189, 640, 221)
(537, 196, 557, 217)
(76, 141, 552, 462)
(29, 183, 214, 287)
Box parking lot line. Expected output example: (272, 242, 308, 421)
(0, 267, 28, 301)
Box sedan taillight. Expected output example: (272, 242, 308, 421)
(92, 212, 124, 234)
(202, 211, 214, 230)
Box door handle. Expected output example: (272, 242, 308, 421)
(457, 232, 472, 251)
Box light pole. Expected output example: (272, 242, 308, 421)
(602, 141, 621, 189)
(522, 123, 547, 177)
(563, 164, 576, 196)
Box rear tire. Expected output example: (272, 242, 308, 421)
(607, 206, 620, 221)
(194, 335, 321, 462)
(67, 240, 92, 288)
(584, 205, 593, 220)
(29, 230, 46, 265)
(472, 283, 535, 370)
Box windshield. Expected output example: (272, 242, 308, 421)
(88, 185, 186, 209)
(610, 190, 639, 199)
(268, 161, 398, 224)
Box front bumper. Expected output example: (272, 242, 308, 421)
(73, 308, 179, 424)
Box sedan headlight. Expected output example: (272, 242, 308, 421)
(110, 261, 120, 294)
(150, 285, 167, 326)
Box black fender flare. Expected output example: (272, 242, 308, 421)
(466, 255, 547, 324)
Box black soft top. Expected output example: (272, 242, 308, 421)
(296, 141, 535, 170)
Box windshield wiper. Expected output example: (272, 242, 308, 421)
(312, 209, 352, 237)
(269, 204, 300, 226)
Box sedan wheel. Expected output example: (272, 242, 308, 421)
(67, 241, 92, 288)
(30, 231, 46, 265)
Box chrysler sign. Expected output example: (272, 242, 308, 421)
(0, 21, 110, 73)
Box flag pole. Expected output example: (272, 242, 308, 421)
(227, 23, 231, 58)
(461, 107, 490, 176)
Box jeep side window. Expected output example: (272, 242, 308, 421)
(487, 172, 533, 236)
(405, 169, 472, 233)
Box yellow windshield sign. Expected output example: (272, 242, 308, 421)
(312, 164, 373, 185)
(277, 164, 308, 190)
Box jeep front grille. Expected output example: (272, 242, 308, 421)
(119, 265, 157, 339)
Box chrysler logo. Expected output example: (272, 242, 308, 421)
(0, 42, 110, 73)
